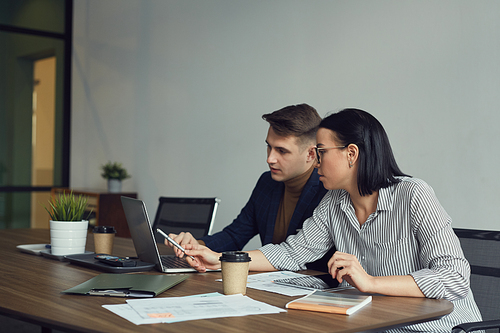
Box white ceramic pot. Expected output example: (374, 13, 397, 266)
(107, 179, 122, 193)
(50, 220, 89, 256)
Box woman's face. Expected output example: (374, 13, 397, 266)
(316, 128, 353, 191)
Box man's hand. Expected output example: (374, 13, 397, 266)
(164, 232, 200, 258)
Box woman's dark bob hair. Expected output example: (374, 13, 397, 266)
(319, 108, 410, 196)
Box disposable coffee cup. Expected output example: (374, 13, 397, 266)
(93, 226, 116, 255)
(219, 251, 251, 295)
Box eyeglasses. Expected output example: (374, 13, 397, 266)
(314, 146, 346, 163)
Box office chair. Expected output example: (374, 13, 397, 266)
(152, 197, 220, 244)
(452, 228, 500, 333)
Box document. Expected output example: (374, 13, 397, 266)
(103, 292, 219, 325)
(226, 271, 314, 296)
(103, 293, 285, 325)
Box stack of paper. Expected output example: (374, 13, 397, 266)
(286, 290, 372, 315)
(103, 293, 285, 325)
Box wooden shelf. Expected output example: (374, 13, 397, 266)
(50, 188, 137, 238)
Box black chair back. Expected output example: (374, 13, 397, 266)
(454, 228, 500, 332)
(152, 197, 220, 244)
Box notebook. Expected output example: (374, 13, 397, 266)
(121, 196, 197, 273)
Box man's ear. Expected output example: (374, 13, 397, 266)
(306, 145, 316, 163)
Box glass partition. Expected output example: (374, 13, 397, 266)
(0, 0, 70, 229)
(0, 0, 65, 34)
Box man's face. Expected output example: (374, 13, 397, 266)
(266, 127, 312, 182)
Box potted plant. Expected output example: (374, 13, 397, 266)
(44, 191, 92, 256)
(100, 161, 131, 193)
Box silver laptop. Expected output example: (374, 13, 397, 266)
(121, 196, 196, 273)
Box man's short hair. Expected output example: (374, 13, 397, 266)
(262, 104, 322, 146)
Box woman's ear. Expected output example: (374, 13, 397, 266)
(347, 144, 359, 167)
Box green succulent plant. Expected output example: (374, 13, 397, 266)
(100, 161, 131, 180)
(44, 191, 91, 221)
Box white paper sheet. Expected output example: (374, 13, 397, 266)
(103, 292, 221, 325)
(103, 292, 285, 325)
(238, 271, 313, 296)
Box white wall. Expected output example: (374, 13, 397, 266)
(72, 0, 500, 250)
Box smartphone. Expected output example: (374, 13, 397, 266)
(273, 274, 340, 291)
(94, 254, 137, 267)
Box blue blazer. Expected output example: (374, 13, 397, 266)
(201, 169, 328, 252)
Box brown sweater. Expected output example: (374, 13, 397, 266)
(272, 164, 315, 244)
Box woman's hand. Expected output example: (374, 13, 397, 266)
(328, 251, 425, 297)
(328, 251, 374, 293)
(184, 244, 221, 272)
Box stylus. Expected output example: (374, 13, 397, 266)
(156, 228, 196, 260)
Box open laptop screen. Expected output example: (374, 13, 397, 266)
(121, 196, 162, 269)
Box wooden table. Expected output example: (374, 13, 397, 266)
(0, 229, 453, 333)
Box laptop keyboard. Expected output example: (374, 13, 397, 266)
(160, 255, 193, 268)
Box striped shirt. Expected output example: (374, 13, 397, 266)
(260, 177, 482, 332)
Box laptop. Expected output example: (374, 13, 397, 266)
(121, 196, 197, 273)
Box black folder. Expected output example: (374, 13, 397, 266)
(62, 273, 188, 297)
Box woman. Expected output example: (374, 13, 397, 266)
(185, 108, 482, 332)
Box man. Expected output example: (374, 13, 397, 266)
(166, 104, 332, 270)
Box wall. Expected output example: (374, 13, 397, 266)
(72, 0, 500, 250)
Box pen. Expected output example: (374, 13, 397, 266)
(156, 228, 195, 260)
